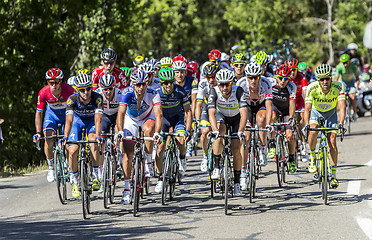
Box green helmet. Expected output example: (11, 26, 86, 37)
(298, 62, 307, 72)
(231, 53, 247, 64)
(340, 53, 350, 63)
(158, 67, 174, 82)
(255, 51, 268, 66)
(120, 67, 131, 78)
(315, 64, 332, 79)
(160, 57, 172, 68)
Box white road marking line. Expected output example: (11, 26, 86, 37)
(355, 217, 372, 240)
(365, 160, 372, 166)
(347, 180, 361, 195)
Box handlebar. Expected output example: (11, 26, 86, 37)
(304, 127, 344, 142)
(65, 140, 102, 155)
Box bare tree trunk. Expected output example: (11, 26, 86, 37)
(326, 0, 335, 63)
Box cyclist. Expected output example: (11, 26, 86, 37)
(220, 52, 233, 70)
(62, 74, 104, 198)
(33, 68, 75, 182)
(148, 58, 162, 80)
(298, 62, 317, 84)
(187, 61, 200, 81)
(236, 62, 273, 190)
(160, 57, 173, 68)
(139, 62, 161, 90)
(92, 48, 128, 91)
(195, 62, 220, 172)
(200, 49, 222, 81)
(154, 67, 192, 192)
(208, 69, 248, 196)
(267, 65, 298, 173)
(116, 69, 163, 205)
(172, 60, 198, 158)
(346, 43, 363, 72)
(334, 53, 359, 121)
(304, 64, 346, 188)
(231, 53, 247, 83)
(284, 58, 308, 158)
(255, 51, 274, 79)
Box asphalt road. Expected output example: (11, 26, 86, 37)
(1, 115, 372, 240)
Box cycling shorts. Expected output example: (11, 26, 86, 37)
(161, 112, 186, 136)
(200, 104, 210, 127)
(68, 115, 96, 141)
(101, 113, 117, 134)
(309, 108, 338, 134)
(43, 106, 66, 133)
(272, 106, 292, 130)
(123, 113, 155, 142)
(295, 96, 305, 110)
(246, 102, 266, 127)
(215, 111, 240, 135)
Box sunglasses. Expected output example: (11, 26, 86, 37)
(233, 63, 245, 67)
(318, 77, 332, 82)
(103, 61, 115, 65)
(134, 82, 147, 87)
(161, 81, 174, 85)
(290, 68, 298, 72)
(48, 80, 61, 86)
(248, 76, 260, 80)
(206, 75, 216, 80)
(102, 87, 114, 92)
(78, 87, 92, 93)
(210, 59, 221, 63)
(219, 82, 232, 87)
(277, 76, 290, 81)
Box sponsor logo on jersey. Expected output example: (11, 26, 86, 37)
(67, 99, 72, 106)
(192, 79, 198, 86)
(314, 96, 337, 103)
(96, 97, 102, 104)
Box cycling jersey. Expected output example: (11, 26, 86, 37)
(150, 77, 162, 90)
(95, 88, 122, 116)
(157, 84, 189, 118)
(175, 76, 198, 102)
(335, 63, 358, 84)
(66, 92, 104, 119)
(92, 66, 129, 91)
(208, 85, 247, 117)
(119, 86, 161, 121)
(196, 79, 213, 125)
(271, 80, 297, 113)
(305, 81, 345, 112)
(291, 72, 308, 110)
(236, 76, 272, 106)
(37, 83, 75, 112)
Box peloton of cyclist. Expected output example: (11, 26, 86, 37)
(208, 69, 248, 196)
(62, 74, 104, 198)
(116, 69, 163, 205)
(92, 48, 128, 91)
(267, 65, 298, 173)
(304, 64, 346, 188)
(195, 62, 220, 172)
(33, 68, 75, 182)
(236, 62, 273, 190)
(153, 67, 192, 193)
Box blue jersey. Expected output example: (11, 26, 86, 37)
(157, 84, 190, 118)
(175, 76, 198, 102)
(119, 86, 161, 121)
(66, 92, 103, 119)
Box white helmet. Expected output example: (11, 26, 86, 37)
(67, 76, 75, 87)
(221, 52, 230, 62)
(172, 61, 187, 71)
(347, 43, 358, 50)
(245, 62, 263, 77)
(74, 74, 92, 88)
(138, 62, 155, 74)
(216, 69, 235, 83)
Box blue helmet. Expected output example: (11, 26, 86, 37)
(148, 58, 161, 70)
(130, 69, 149, 84)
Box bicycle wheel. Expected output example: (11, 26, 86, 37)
(169, 153, 178, 201)
(346, 101, 351, 134)
(161, 149, 171, 205)
(133, 156, 140, 216)
(80, 159, 89, 219)
(322, 148, 328, 205)
(103, 152, 110, 209)
(54, 149, 67, 205)
(140, 160, 145, 199)
(224, 155, 229, 215)
(248, 146, 256, 203)
(209, 152, 216, 198)
(109, 157, 117, 204)
(276, 136, 284, 188)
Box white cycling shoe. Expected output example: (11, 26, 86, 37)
(154, 180, 163, 193)
(234, 183, 242, 196)
(47, 169, 55, 182)
(259, 150, 268, 166)
(178, 158, 187, 174)
(121, 190, 131, 205)
(200, 156, 208, 172)
(211, 168, 220, 180)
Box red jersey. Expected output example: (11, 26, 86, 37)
(36, 83, 75, 111)
(92, 66, 129, 91)
(291, 72, 308, 100)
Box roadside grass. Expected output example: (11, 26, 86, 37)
(0, 162, 49, 178)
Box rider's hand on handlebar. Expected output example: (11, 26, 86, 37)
(288, 117, 295, 126)
(211, 131, 220, 138)
(184, 130, 191, 142)
(33, 133, 41, 143)
(338, 123, 346, 134)
(115, 130, 124, 143)
(96, 136, 105, 144)
(265, 125, 274, 132)
(302, 124, 310, 134)
(153, 132, 163, 145)
(237, 131, 246, 140)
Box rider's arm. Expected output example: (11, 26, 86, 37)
(355, 74, 360, 91)
(265, 100, 273, 126)
(153, 104, 163, 134)
(338, 83, 346, 125)
(191, 93, 197, 119)
(207, 87, 218, 132)
(288, 82, 297, 119)
(304, 103, 312, 125)
(116, 104, 127, 132)
(289, 99, 296, 119)
(64, 114, 73, 138)
(183, 103, 192, 132)
(35, 111, 43, 134)
(195, 101, 203, 121)
(237, 86, 248, 132)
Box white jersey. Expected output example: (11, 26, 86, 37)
(95, 88, 122, 116)
(208, 85, 247, 117)
(236, 76, 273, 106)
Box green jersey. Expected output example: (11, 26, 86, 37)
(335, 62, 358, 83)
(305, 81, 345, 112)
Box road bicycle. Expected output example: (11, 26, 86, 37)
(345, 92, 352, 134)
(305, 117, 344, 205)
(294, 110, 306, 167)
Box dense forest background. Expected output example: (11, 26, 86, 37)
(1, 0, 371, 171)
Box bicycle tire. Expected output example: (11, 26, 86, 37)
(322, 147, 328, 205)
(103, 152, 110, 209)
(140, 160, 145, 199)
(276, 136, 284, 187)
(133, 156, 140, 216)
(346, 100, 351, 134)
(169, 153, 177, 201)
(54, 149, 67, 205)
(209, 152, 215, 198)
(109, 158, 117, 204)
(80, 159, 89, 219)
(224, 155, 229, 215)
(161, 149, 171, 205)
(249, 146, 255, 203)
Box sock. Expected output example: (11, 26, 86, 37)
(241, 166, 246, 175)
(310, 149, 316, 160)
(331, 165, 337, 176)
(145, 153, 152, 164)
(289, 154, 295, 163)
(47, 159, 54, 170)
(203, 149, 208, 155)
(70, 171, 79, 185)
(260, 144, 266, 153)
(93, 166, 99, 179)
(234, 170, 241, 184)
(98, 165, 103, 180)
(124, 179, 130, 191)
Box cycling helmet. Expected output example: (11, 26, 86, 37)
(160, 57, 172, 68)
(120, 67, 131, 77)
(340, 53, 350, 63)
(284, 58, 299, 68)
(245, 62, 263, 77)
(231, 53, 247, 64)
(315, 64, 332, 79)
(267, 54, 275, 63)
(221, 52, 230, 62)
(67, 76, 75, 86)
(158, 67, 175, 82)
(208, 49, 221, 60)
(133, 55, 145, 67)
(276, 64, 292, 77)
(77, 69, 89, 75)
(255, 51, 268, 66)
(138, 62, 155, 74)
(173, 55, 187, 63)
(202, 62, 220, 77)
(99, 74, 115, 88)
(130, 69, 149, 84)
(172, 61, 187, 71)
(74, 73, 92, 88)
(347, 43, 358, 50)
(100, 48, 117, 61)
(216, 69, 235, 83)
(298, 62, 307, 72)
(187, 61, 199, 71)
(46, 68, 64, 80)
(148, 58, 162, 70)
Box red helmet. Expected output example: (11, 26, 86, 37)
(45, 68, 64, 80)
(187, 61, 199, 71)
(208, 49, 221, 60)
(276, 64, 291, 77)
(172, 55, 187, 63)
(284, 58, 299, 68)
